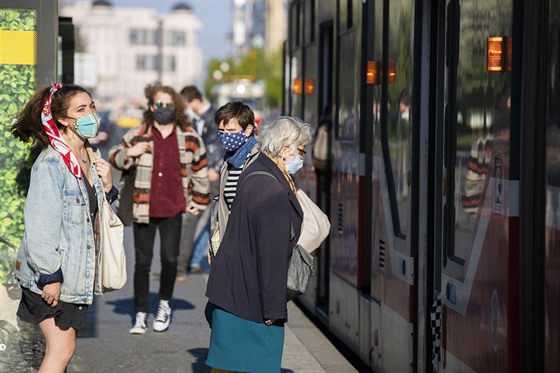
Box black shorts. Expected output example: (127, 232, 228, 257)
(17, 287, 89, 330)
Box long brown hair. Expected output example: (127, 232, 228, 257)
(11, 84, 91, 148)
(143, 83, 190, 130)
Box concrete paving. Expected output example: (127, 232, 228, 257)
(65, 226, 357, 373)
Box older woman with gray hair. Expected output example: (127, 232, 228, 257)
(205, 116, 312, 372)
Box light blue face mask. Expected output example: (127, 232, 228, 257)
(73, 112, 101, 139)
(284, 153, 304, 174)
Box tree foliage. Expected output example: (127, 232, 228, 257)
(0, 10, 36, 283)
(204, 47, 284, 110)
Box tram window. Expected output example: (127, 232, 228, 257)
(442, 0, 512, 282)
(336, 32, 356, 141)
(338, 0, 353, 31)
(347, 0, 353, 29)
(304, 0, 315, 43)
(290, 2, 302, 48)
(381, 0, 415, 244)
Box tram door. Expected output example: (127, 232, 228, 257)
(369, 0, 416, 370)
(433, 0, 517, 371)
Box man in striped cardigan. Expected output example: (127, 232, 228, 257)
(109, 83, 209, 335)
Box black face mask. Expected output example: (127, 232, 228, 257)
(153, 107, 174, 125)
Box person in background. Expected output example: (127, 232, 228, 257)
(209, 101, 260, 265)
(108, 83, 209, 335)
(177, 86, 224, 277)
(205, 116, 312, 372)
(11, 83, 118, 371)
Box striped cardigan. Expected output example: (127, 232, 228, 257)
(109, 122, 210, 224)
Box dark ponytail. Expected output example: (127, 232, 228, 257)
(11, 84, 90, 148)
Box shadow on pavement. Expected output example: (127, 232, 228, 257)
(188, 347, 211, 373)
(105, 292, 195, 321)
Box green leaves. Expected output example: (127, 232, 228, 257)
(0, 9, 36, 31)
(0, 10, 36, 284)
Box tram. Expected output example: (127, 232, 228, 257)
(283, 0, 559, 371)
(211, 79, 266, 126)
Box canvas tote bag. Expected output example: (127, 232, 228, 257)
(89, 147, 127, 292)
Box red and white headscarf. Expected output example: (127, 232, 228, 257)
(41, 83, 82, 179)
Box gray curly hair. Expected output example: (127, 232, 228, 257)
(257, 116, 312, 157)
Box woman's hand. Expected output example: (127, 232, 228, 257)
(42, 282, 62, 308)
(125, 142, 150, 158)
(95, 157, 113, 192)
(186, 205, 200, 215)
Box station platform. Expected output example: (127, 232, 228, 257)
(63, 227, 358, 372)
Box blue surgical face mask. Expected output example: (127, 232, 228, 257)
(219, 130, 247, 152)
(73, 112, 101, 138)
(284, 153, 304, 174)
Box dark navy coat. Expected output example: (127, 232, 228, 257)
(206, 153, 303, 323)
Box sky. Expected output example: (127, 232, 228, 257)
(60, 0, 233, 85)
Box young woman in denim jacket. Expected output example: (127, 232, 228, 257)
(11, 84, 118, 372)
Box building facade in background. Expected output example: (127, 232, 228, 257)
(232, 0, 287, 58)
(60, 0, 202, 108)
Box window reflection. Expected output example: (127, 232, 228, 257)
(385, 0, 414, 243)
(444, 0, 512, 282)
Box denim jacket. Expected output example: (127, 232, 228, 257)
(15, 146, 106, 304)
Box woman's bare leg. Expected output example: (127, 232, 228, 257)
(38, 317, 77, 372)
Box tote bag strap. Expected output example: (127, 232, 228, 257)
(237, 170, 296, 241)
(237, 170, 278, 190)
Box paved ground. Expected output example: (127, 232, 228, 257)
(0, 129, 359, 373)
(64, 226, 358, 373)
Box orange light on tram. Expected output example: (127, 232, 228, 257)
(305, 78, 314, 94)
(293, 78, 302, 95)
(366, 61, 380, 85)
(388, 60, 396, 84)
(487, 36, 512, 72)
(487, 37, 504, 72)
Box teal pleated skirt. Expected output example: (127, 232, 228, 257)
(206, 307, 285, 372)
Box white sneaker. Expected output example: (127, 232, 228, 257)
(129, 312, 148, 334)
(153, 300, 171, 332)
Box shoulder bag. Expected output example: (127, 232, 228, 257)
(296, 189, 331, 253)
(237, 171, 330, 301)
(90, 148, 127, 292)
(287, 190, 330, 301)
(99, 198, 127, 292)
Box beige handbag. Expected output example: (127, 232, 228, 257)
(89, 147, 127, 292)
(99, 198, 127, 292)
(296, 189, 330, 253)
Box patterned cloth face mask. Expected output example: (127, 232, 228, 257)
(218, 130, 247, 152)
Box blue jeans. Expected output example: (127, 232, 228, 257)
(189, 215, 210, 268)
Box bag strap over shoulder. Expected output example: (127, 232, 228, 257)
(239, 170, 299, 242)
(237, 170, 278, 191)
